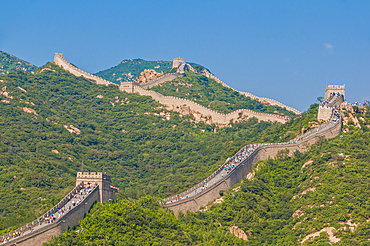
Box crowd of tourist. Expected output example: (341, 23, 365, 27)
(1, 183, 97, 244)
(321, 92, 343, 108)
(166, 109, 342, 204)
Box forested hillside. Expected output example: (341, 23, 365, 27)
(0, 51, 37, 75)
(95, 59, 172, 84)
(0, 62, 321, 235)
(150, 71, 296, 117)
(47, 105, 370, 245)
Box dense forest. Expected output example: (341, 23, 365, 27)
(0, 51, 37, 75)
(0, 62, 319, 235)
(149, 71, 297, 117)
(47, 105, 370, 245)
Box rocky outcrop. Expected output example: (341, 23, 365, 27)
(135, 69, 164, 84)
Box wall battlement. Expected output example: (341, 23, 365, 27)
(3, 172, 117, 245)
(54, 53, 294, 125)
(124, 84, 289, 124)
(76, 172, 115, 203)
(186, 64, 301, 115)
(54, 53, 118, 87)
(173, 58, 185, 68)
(165, 113, 342, 215)
(324, 84, 345, 101)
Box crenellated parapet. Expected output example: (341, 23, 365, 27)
(123, 85, 289, 124)
(2, 172, 117, 245)
(54, 53, 118, 87)
(54, 53, 292, 124)
(76, 172, 115, 203)
(165, 112, 342, 215)
(318, 85, 345, 121)
(186, 63, 301, 115)
(324, 85, 345, 101)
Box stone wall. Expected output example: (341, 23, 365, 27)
(318, 106, 333, 121)
(54, 54, 293, 124)
(140, 73, 182, 89)
(324, 85, 345, 101)
(121, 85, 289, 124)
(186, 64, 301, 115)
(76, 172, 116, 203)
(6, 186, 100, 246)
(172, 58, 185, 68)
(165, 116, 342, 215)
(54, 53, 118, 87)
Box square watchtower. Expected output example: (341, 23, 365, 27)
(76, 172, 116, 202)
(324, 85, 345, 101)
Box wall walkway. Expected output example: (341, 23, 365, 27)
(3, 185, 99, 246)
(165, 113, 342, 215)
(54, 53, 118, 87)
(54, 53, 290, 124)
(186, 64, 301, 115)
(126, 85, 289, 124)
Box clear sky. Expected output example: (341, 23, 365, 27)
(1, 0, 369, 111)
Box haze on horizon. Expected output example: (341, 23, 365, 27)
(1, 0, 369, 112)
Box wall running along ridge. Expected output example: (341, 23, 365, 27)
(4, 185, 98, 246)
(165, 114, 342, 216)
(54, 53, 118, 87)
(120, 85, 289, 124)
(3, 172, 116, 246)
(186, 64, 301, 115)
(53, 53, 289, 124)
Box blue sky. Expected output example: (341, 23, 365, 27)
(1, 0, 369, 111)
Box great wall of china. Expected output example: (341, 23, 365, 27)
(165, 112, 342, 215)
(53, 53, 294, 125)
(3, 172, 117, 246)
(2, 54, 346, 244)
(1, 53, 344, 245)
(185, 63, 301, 115)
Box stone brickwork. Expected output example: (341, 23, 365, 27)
(3, 172, 116, 246)
(324, 85, 345, 101)
(186, 64, 301, 115)
(54, 54, 294, 124)
(76, 172, 116, 203)
(7, 187, 100, 246)
(165, 114, 342, 215)
(318, 85, 345, 121)
(318, 106, 333, 121)
(172, 58, 185, 69)
(120, 85, 289, 124)
(54, 53, 118, 87)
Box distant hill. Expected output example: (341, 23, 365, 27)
(95, 59, 172, 84)
(150, 71, 297, 117)
(2, 62, 314, 233)
(0, 51, 37, 75)
(47, 105, 370, 245)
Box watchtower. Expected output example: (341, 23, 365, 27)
(324, 85, 345, 101)
(172, 58, 185, 68)
(76, 172, 117, 202)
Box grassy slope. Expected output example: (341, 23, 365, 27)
(95, 59, 172, 84)
(47, 106, 370, 245)
(0, 51, 37, 75)
(0, 62, 323, 236)
(0, 62, 288, 234)
(150, 71, 297, 117)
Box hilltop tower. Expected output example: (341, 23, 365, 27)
(76, 172, 117, 202)
(324, 84, 345, 101)
(318, 84, 345, 121)
(172, 58, 185, 68)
